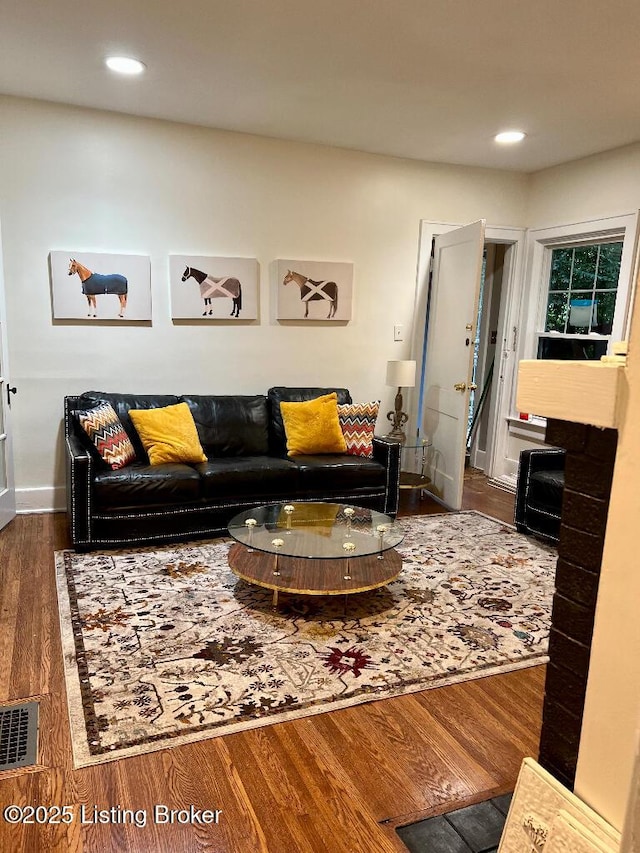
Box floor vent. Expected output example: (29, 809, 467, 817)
(0, 701, 39, 771)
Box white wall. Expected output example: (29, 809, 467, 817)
(0, 96, 529, 510)
(527, 141, 640, 227)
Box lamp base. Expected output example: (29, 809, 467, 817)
(385, 387, 409, 443)
(384, 426, 407, 443)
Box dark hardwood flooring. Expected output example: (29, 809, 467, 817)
(400, 467, 516, 525)
(0, 477, 541, 853)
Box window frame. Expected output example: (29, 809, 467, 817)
(522, 214, 639, 366)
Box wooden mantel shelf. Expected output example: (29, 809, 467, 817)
(517, 360, 626, 429)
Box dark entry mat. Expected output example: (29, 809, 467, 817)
(397, 794, 512, 853)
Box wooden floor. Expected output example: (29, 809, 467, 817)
(0, 477, 544, 853)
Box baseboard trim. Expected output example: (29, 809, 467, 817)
(16, 487, 65, 514)
(487, 474, 517, 495)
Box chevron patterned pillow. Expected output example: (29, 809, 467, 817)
(76, 402, 137, 469)
(337, 401, 380, 457)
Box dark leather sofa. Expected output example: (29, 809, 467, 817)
(514, 448, 565, 542)
(64, 387, 401, 551)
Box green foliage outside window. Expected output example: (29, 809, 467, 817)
(544, 241, 622, 336)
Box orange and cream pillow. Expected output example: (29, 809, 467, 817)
(337, 401, 380, 457)
(76, 402, 137, 470)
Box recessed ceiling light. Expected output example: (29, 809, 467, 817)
(105, 56, 146, 75)
(495, 130, 526, 144)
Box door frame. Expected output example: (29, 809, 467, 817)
(0, 219, 16, 530)
(411, 221, 526, 481)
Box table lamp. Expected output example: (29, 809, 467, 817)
(385, 359, 416, 442)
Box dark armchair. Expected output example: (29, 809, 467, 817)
(514, 448, 565, 542)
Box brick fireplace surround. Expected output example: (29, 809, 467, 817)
(516, 349, 640, 841)
(537, 418, 617, 790)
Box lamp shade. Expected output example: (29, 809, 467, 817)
(386, 359, 416, 388)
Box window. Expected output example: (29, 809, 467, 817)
(537, 240, 623, 360)
(522, 214, 638, 369)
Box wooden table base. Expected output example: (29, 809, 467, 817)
(228, 542, 402, 607)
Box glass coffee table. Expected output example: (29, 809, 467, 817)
(227, 501, 404, 608)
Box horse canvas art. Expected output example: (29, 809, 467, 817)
(282, 270, 338, 318)
(169, 256, 259, 321)
(68, 259, 128, 318)
(276, 259, 353, 321)
(181, 267, 242, 317)
(49, 251, 151, 322)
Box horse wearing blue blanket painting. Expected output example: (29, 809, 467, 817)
(68, 259, 128, 318)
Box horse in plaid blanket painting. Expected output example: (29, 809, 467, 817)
(181, 266, 243, 317)
(282, 269, 338, 318)
(68, 259, 128, 318)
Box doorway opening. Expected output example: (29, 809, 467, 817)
(411, 222, 524, 511)
(466, 242, 508, 477)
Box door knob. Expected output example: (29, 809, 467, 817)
(453, 382, 466, 392)
(469, 383, 478, 391)
(6, 385, 17, 406)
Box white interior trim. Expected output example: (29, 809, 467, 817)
(521, 212, 640, 364)
(16, 486, 65, 514)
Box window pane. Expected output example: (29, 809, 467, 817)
(596, 242, 623, 290)
(567, 297, 596, 332)
(545, 293, 569, 332)
(571, 245, 598, 289)
(549, 248, 572, 291)
(537, 337, 608, 360)
(544, 239, 623, 341)
(594, 291, 617, 334)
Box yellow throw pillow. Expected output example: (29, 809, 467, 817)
(280, 393, 347, 456)
(129, 403, 207, 466)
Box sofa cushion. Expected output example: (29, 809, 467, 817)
(267, 387, 352, 456)
(291, 454, 386, 493)
(129, 403, 207, 465)
(93, 462, 202, 508)
(78, 392, 180, 462)
(529, 469, 565, 515)
(74, 402, 137, 470)
(196, 456, 299, 500)
(180, 395, 269, 457)
(337, 400, 380, 457)
(280, 393, 347, 456)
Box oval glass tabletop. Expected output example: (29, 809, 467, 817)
(227, 502, 404, 559)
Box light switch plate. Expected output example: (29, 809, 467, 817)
(394, 324, 403, 341)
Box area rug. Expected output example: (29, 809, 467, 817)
(54, 511, 557, 767)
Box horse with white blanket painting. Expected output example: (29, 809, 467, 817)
(282, 269, 338, 319)
(181, 266, 243, 317)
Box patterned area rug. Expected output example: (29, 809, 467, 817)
(55, 511, 556, 767)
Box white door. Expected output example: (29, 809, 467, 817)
(0, 224, 16, 531)
(421, 220, 485, 509)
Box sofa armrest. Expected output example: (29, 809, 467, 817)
(372, 437, 402, 517)
(65, 432, 93, 548)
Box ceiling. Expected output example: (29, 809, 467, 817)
(1, 0, 639, 173)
